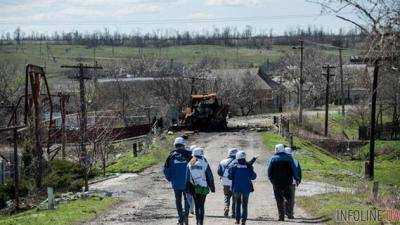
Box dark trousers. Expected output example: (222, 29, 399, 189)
(193, 193, 207, 225)
(174, 190, 189, 223)
(223, 186, 236, 216)
(272, 184, 294, 218)
(285, 185, 296, 217)
(234, 193, 249, 222)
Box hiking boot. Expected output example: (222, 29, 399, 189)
(241, 220, 246, 225)
(184, 217, 189, 225)
(278, 216, 285, 221)
(224, 207, 229, 217)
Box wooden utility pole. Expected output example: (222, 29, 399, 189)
(339, 49, 345, 116)
(323, 65, 336, 137)
(367, 60, 379, 179)
(12, 106, 19, 209)
(293, 39, 304, 124)
(61, 63, 102, 191)
(350, 56, 395, 180)
(0, 104, 25, 209)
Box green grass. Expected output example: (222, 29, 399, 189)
(106, 152, 163, 173)
(262, 132, 360, 185)
(0, 43, 287, 82)
(262, 132, 400, 224)
(106, 135, 174, 173)
(0, 197, 118, 225)
(358, 140, 400, 186)
(297, 193, 385, 225)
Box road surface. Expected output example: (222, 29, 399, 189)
(86, 132, 326, 225)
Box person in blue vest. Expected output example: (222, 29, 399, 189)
(267, 144, 300, 221)
(217, 148, 238, 218)
(163, 137, 192, 225)
(284, 146, 302, 219)
(228, 150, 257, 225)
(186, 147, 215, 225)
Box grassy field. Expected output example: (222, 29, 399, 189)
(106, 134, 175, 173)
(0, 43, 286, 81)
(0, 197, 118, 225)
(0, 42, 356, 86)
(262, 132, 400, 224)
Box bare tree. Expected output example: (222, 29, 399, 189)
(278, 48, 337, 108)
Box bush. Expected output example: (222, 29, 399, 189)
(43, 160, 85, 192)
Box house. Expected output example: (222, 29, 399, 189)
(211, 69, 281, 114)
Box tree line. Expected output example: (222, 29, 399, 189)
(1, 25, 364, 49)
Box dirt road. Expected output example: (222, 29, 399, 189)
(86, 132, 325, 225)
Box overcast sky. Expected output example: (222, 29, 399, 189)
(0, 0, 357, 35)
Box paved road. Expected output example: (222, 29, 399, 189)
(86, 132, 325, 225)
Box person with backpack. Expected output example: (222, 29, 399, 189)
(187, 145, 198, 216)
(228, 151, 257, 225)
(284, 146, 302, 219)
(217, 148, 238, 218)
(186, 147, 215, 225)
(267, 144, 300, 221)
(163, 137, 192, 225)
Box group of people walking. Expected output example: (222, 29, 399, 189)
(163, 136, 302, 225)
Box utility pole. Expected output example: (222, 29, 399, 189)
(368, 60, 379, 179)
(339, 48, 345, 116)
(323, 65, 336, 137)
(293, 39, 304, 124)
(0, 104, 25, 210)
(350, 56, 395, 180)
(12, 106, 19, 210)
(61, 63, 102, 191)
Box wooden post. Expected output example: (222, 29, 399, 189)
(0, 160, 6, 209)
(133, 142, 138, 157)
(323, 65, 336, 137)
(367, 61, 379, 179)
(372, 181, 379, 201)
(339, 48, 345, 116)
(288, 134, 294, 148)
(0, 160, 4, 185)
(47, 187, 55, 210)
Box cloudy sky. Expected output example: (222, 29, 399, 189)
(0, 0, 357, 35)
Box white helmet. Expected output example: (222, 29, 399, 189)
(284, 147, 293, 155)
(236, 151, 246, 160)
(189, 145, 198, 152)
(192, 147, 204, 157)
(228, 148, 239, 157)
(174, 137, 186, 146)
(275, 144, 285, 153)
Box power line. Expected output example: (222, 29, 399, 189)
(0, 13, 352, 26)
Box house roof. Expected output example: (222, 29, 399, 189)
(210, 69, 278, 90)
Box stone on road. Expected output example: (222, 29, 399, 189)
(86, 132, 325, 225)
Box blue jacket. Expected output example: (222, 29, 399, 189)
(228, 159, 257, 194)
(293, 158, 302, 184)
(267, 152, 299, 186)
(163, 148, 192, 190)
